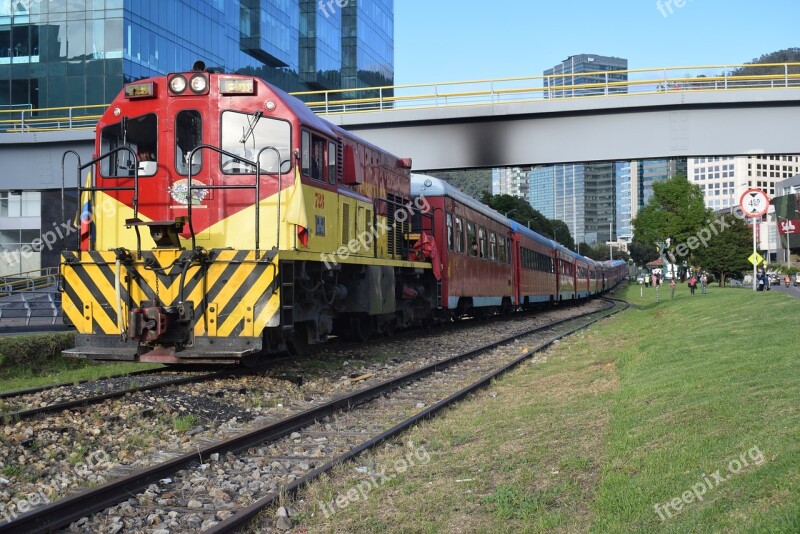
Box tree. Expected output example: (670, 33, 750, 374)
(550, 219, 574, 250)
(632, 175, 712, 267)
(429, 169, 493, 200)
(691, 215, 752, 286)
(577, 242, 631, 262)
(629, 239, 659, 267)
(728, 48, 800, 87)
(483, 194, 554, 238)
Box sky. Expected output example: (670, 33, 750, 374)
(394, 0, 800, 85)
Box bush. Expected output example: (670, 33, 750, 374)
(0, 333, 79, 378)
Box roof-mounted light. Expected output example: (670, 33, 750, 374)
(124, 81, 155, 99)
(219, 77, 255, 95)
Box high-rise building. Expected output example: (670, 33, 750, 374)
(544, 54, 628, 98)
(584, 162, 616, 244)
(0, 0, 394, 276)
(639, 159, 687, 206)
(528, 162, 617, 245)
(528, 166, 555, 219)
(492, 167, 530, 198)
(0, 0, 394, 109)
(614, 158, 686, 243)
(689, 155, 800, 211)
(615, 161, 637, 242)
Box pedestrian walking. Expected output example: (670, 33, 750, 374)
(669, 278, 676, 299)
(701, 273, 708, 294)
(689, 275, 697, 295)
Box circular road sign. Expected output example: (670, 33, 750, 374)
(739, 188, 770, 218)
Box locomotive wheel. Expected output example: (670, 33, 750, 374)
(350, 315, 374, 342)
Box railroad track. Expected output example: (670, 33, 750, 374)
(0, 297, 628, 533)
(0, 371, 232, 422)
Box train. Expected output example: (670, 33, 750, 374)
(59, 62, 627, 365)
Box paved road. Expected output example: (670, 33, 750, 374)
(763, 282, 800, 299)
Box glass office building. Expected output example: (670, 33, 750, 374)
(527, 165, 555, 219)
(544, 54, 628, 98)
(0, 0, 394, 110)
(0, 0, 393, 276)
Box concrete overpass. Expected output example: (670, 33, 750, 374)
(1, 62, 799, 182)
(320, 88, 800, 171)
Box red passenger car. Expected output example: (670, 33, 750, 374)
(513, 224, 558, 307)
(412, 175, 515, 316)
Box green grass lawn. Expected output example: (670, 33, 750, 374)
(285, 284, 799, 533)
(0, 333, 161, 392)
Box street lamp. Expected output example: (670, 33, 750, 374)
(504, 208, 517, 218)
(526, 218, 535, 229)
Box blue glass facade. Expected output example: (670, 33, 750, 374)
(528, 166, 555, 219)
(615, 162, 634, 241)
(544, 54, 628, 98)
(0, 0, 394, 109)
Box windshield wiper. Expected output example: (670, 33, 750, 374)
(239, 111, 263, 145)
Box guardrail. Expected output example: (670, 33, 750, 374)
(0, 104, 105, 133)
(291, 62, 800, 115)
(0, 267, 62, 326)
(0, 267, 60, 296)
(0, 63, 798, 131)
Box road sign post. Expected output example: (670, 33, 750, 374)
(740, 189, 770, 291)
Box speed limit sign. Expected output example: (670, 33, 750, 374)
(739, 189, 770, 218)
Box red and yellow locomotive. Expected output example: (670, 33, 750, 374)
(61, 63, 437, 364)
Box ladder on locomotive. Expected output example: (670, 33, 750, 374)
(280, 261, 295, 332)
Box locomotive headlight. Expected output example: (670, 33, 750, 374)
(189, 74, 208, 94)
(169, 75, 187, 94)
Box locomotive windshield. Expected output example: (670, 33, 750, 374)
(100, 113, 158, 177)
(220, 111, 291, 174)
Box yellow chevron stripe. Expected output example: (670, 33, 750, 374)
(62, 267, 117, 334)
(208, 262, 256, 334)
(254, 290, 281, 330)
(217, 266, 275, 336)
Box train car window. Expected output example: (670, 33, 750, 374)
(220, 111, 291, 175)
(478, 227, 487, 258)
(489, 232, 497, 260)
(455, 217, 464, 254)
(175, 110, 202, 176)
(497, 235, 506, 262)
(327, 141, 337, 184)
(466, 221, 477, 257)
(100, 113, 158, 178)
(301, 131, 311, 175)
(446, 213, 453, 251)
(300, 131, 326, 181)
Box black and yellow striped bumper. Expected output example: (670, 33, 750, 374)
(60, 249, 281, 363)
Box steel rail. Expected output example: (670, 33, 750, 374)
(206, 296, 629, 533)
(0, 370, 233, 422)
(0, 296, 627, 533)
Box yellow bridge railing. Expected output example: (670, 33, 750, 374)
(291, 62, 800, 115)
(0, 63, 798, 132)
